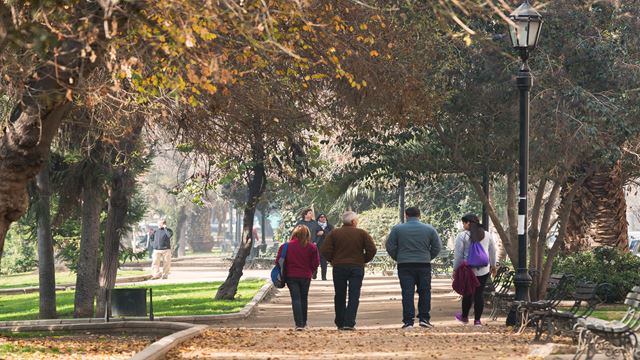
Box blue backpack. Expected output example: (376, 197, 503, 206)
(271, 243, 288, 288)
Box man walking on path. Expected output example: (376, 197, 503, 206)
(320, 211, 377, 330)
(386, 207, 442, 330)
(151, 219, 174, 279)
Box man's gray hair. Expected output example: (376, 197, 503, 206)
(342, 211, 358, 225)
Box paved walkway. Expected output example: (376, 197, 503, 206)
(121, 255, 272, 285)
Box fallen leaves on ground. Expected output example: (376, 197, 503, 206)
(166, 326, 533, 359)
(0, 333, 157, 359)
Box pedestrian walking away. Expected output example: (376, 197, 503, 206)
(314, 213, 334, 280)
(320, 211, 377, 331)
(385, 207, 442, 330)
(276, 225, 320, 330)
(453, 213, 497, 326)
(151, 219, 173, 279)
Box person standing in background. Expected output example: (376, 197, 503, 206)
(315, 213, 334, 280)
(151, 219, 173, 279)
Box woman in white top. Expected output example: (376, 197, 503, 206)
(453, 213, 497, 326)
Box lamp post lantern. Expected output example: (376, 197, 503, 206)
(508, 0, 542, 307)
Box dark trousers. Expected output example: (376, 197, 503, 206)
(286, 277, 311, 327)
(462, 273, 490, 321)
(332, 266, 364, 328)
(319, 256, 328, 280)
(398, 265, 432, 325)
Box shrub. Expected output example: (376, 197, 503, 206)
(553, 246, 640, 302)
(0, 226, 38, 275)
(358, 207, 400, 248)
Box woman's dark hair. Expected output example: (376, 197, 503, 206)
(316, 213, 330, 224)
(300, 208, 312, 218)
(461, 213, 485, 242)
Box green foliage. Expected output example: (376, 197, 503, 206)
(0, 226, 38, 275)
(358, 207, 399, 248)
(553, 247, 640, 302)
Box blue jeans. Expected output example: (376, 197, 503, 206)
(332, 266, 364, 328)
(286, 277, 311, 327)
(398, 265, 432, 325)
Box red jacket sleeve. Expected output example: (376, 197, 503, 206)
(275, 244, 284, 265)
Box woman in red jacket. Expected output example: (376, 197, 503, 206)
(276, 224, 320, 330)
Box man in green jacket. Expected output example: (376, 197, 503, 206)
(386, 207, 442, 330)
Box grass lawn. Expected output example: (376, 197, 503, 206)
(0, 270, 146, 290)
(557, 304, 627, 321)
(0, 279, 265, 321)
(589, 304, 628, 321)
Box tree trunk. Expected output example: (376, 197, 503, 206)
(188, 205, 214, 252)
(0, 35, 87, 258)
(215, 135, 267, 300)
(538, 175, 588, 299)
(74, 174, 103, 318)
(566, 161, 629, 252)
(174, 205, 188, 257)
(398, 176, 406, 223)
(36, 162, 57, 319)
(95, 168, 134, 316)
(467, 175, 516, 263)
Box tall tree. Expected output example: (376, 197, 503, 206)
(73, 155, 106, 318)
(35, 161, 56, 319)
(96, 121, 146, 316)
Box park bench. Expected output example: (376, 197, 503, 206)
(533, 281, 611, 342)
(574, 286, 640, 360)
(367, 250, 395, 275)
(432, 249, 454, 278)
(514, 273, 575, 338)
(488, 266, 516, 320)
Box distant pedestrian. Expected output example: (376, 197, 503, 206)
(295, 208, 320, 246)
(314, 213, 334, 280)
(385, 207, 442, 330)
(453, 213, 497, 326)
(276, 225, 320, 331)
(320, 211, 377, 330)
(151, 219, 173, 279)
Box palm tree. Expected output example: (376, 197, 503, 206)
(565, 161, 628, 252)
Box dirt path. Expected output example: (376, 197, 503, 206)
(238, 276, 466, 328)
(169, 275, 535, 359)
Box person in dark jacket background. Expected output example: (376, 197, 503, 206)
(151, 219, 173, 279)
(314, 213, 334, 280)
(276, 224, 320, 331)
(295, 208, 320, 245)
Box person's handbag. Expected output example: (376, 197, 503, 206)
(270, 243, 289, 288)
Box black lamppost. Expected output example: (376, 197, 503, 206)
(508, 1, 543, 304)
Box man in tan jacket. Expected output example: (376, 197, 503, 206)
(320, 211, 377, 330)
